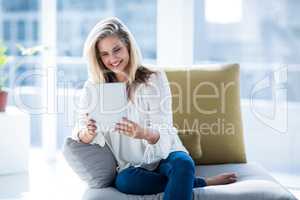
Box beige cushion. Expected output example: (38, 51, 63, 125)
(165, 63, 247, 165)
(178, 130, 202, 163)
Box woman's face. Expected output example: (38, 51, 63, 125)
(97, 35, 130, 75)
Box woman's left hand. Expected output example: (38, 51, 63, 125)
(115, 117, 148, 140)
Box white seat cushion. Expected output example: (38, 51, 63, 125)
(83, 163, 296, 200)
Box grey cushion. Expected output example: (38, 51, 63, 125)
(62, 137, 117, 188)
(82, 163, 296, 200)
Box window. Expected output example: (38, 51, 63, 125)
(32, 20, 39, 41)
(56, 0, 156, 59)
(1, 0, 42, 147)
(17, 20, 26, 41)
(3, 20, 11, 41)
(194, 0, 300, 102)
(2, 0, 38, 12)
(205, 0, 242, 24)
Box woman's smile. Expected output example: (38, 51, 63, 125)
(111, 60, 122, 67)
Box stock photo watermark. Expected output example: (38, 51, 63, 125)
(10, 66, 288, 135)
(250, 66, 288, 134)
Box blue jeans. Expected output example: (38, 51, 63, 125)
(114, 151, 207, 200)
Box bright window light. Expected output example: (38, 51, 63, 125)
(205, 0, 243, 24)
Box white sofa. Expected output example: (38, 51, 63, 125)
(83, 163, 296, 200)
(65, 64, 296, 200)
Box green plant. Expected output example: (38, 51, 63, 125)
(0, 43, 9, 91)
(0, 42, 46, 91)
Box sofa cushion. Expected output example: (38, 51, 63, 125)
(62, 137, 117, 188)
(165, 64, 246, 164)
(178, 130, 202, 162)
(82, 163, 296, 200)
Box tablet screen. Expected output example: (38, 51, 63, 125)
(88, 82, 128, 132)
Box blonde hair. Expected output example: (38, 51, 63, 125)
(83, 17, 156, 101)
(83, 17, 142, 84)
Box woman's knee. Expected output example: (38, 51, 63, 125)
(115, 168, 141, 194)
(170, 152, 195, 173)
(115, 172, 132, 193)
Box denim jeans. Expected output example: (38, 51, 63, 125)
(114, 151, 207, 200)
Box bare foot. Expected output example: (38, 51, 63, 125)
(205, 173, 237, 186)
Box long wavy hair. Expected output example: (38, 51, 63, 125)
(83, 17, 156, 101)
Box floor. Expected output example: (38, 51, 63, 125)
(0, 149, 86, 200)
(0, 148, 299, 200)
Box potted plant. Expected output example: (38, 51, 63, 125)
(0, 44, 8, 112)
(0, 42, 46, 112)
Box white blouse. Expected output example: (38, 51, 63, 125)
(72, 70, 188, 172)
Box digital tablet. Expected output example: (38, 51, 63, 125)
(88, 82, 128, 132)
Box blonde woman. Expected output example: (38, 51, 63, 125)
(73, 17, 237, 200)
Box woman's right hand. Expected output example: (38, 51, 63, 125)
(78, 113, 98, 144)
